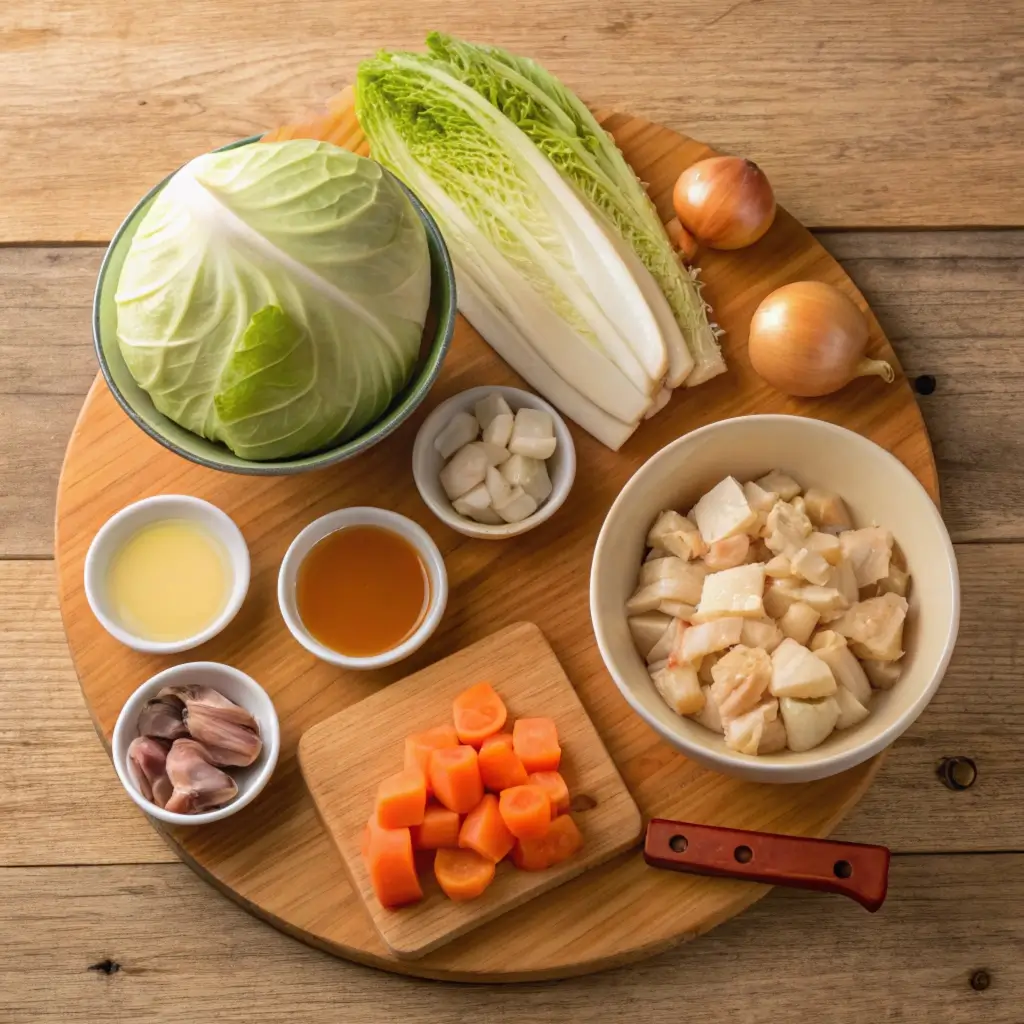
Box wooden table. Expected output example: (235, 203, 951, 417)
(1, 2, 1022, 1019)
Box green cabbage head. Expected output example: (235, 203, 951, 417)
(115, 140, 431, 460)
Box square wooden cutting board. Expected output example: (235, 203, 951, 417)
(298, 621, 643, 959)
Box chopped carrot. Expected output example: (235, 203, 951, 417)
(513, 717, 561, 773)
(478, 733, 529, 792)
(363, 818, 423, 907)
(405, 725, 459, 793)
(429, 745, 484, 815)
(528, 771, 570, 817)
(498, 784, 552, 840)
(375, 768, 427, 829)
(452, 682, 508, 747)
(411, 802, 462, 850)
(434, 847, 496, 901)
(512, 814, 584, 871)
(459, 793, 516, 863)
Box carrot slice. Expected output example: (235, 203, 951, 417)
(363, 818, 423, 907)
(513, 717, 561, 773)
(405, 725, 459, 793)
(459, 793, 516, 863)
(478, 733, 529, 792)
(512, 814, 584, 871)
(411, 802, 462, 850)
(429, 745, 484, 815)
(434, 847, 496, 901)
(452, 682, 508, 747)
(528, 771, 570, 817)
(375, 768, 427, 829)
(498, 784, 552, 840)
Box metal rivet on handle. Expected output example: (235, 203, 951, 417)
(938, 756, 977, 791)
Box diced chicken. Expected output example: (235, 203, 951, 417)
(759, 716, 789, 753)
(754, 470, 803, 501)
(484, 465, 513, 509)
(834, 685, 871, 730)
(803, 488, 854, 534)
(874, 563, 911, 599)
(840, 527, 893, 588)
(440, 443, 489, 500)
(764, 500, 813, 555)
(691, 477, 757, 545)
(691, 685, 725, 734)
(501, 454, 552, 503)
(628, 612, 674, 659)
(763, 578, 802, 619)
(787, 584, 850, 618)
(806, 532, 842, 565)
(790, 547, 832, 586)
(862, 659, 903, 690)
(827, 558, 860, 606)
(694, 563, 766, 621)
(452, 483, 503, 524)
(493, 486, 538, 524)
(829, 593, 908, 661)
(697, 651, 722, 685)
(675, 618, 745, 664)
(482, 411, 514, 449)
(748, 539, 773, 563)
(742, 479, 779, 513)
(764, 554, 794, 579)
(703, 535, 751, 571)
(769, 638, 838, 699)
(474, 392, 513, 429)
(660, 600, 697, 619)
(508, 408, 557, 459)
(647, 510, 707, 561)
(626, 576, 704, 615)
(779, 696, 841, 752)
(651, 662, 704, 716)
(741, 617, 784, 653)
(710, 645, 773, 719)
(724, 699, 784, 755)
(434, 411, 479, 459)
(778, 602, 820, 646)
(809, 631, 872, 704)
(647, 618, 684, 665)
(639, 557, 707, 602)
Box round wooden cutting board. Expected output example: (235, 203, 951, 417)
(55, 109, 937, 982)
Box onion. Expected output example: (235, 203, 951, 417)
(665, 218, 699, 262)
(673, 156, 776, 250)
(748, 281, 895, 397)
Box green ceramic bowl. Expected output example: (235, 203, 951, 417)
(93, 137, 456, 476)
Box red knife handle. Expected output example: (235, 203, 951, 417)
(644, 819, 890, 912)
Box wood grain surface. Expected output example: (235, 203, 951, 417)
(52, 111, 935, 979)
(1, 2, 1022, 240)
(300, 623, 642, 958)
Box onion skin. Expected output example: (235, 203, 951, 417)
(665, 217, 699, 262)
(673, 156, 776, 251)
(748, 280, 895, 398)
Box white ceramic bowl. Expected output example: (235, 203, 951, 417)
(84, 495, 250, 654)
(591, 414, 960, 784)
(412, 386, 576, 540)
(112, 661, 281, 826)
(278, 507, 448, 669)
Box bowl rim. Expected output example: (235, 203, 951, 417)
(83, 494, 251, 654)
(111, 660, 281, 826)
(411, 385, 577, 540)
(92, 135, 457, 476)
(590, 413, 961, 782)
(276, 506, 449, 669)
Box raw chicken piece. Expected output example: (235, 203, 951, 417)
(647, 510, 707, 561)
(137, 695, 188, 741)
(740, 617, 784, 653)
(747, 539, 774, 563)
(703, 535, 750, 571)
(694, 563, 766, 620)
(650, 662, 704, 716)
(697, 650, 722, 684)
(691, 685, 725, 734)
(764, 500, 813, 555)
(724, 699, 783, 755)
(834, 685, 871, 730)
(827, 558, 860, 606)
(628, 612, 673, 659)
(184, 700, 262, 768)
(769, 638, 837, 699)
(691, 477, 757, 544)
(829, 593, 908, 661)
(638, 557, 707, 599)
(659, 600, 696, 619)
(840, 528, 893, 588)
(862, 659, 903, 690)
(647, 618, 684, 665)
(164, 739, 238, 814)
(742, 479, 778, 513)
(790, 547, 832, 586)
(754, 471, 802, 501)
(675, 618, 745, 664)
(762, 578, 802, 619)
(127, 736, 172, 808)
(778, 602, 820, 646)
(803, 488, 854, 534)
(810, 631, 872, 704)
(627, 575, 704, 614)
(710, 645, 772, 719)
(764, 554, 793, 578)
(779, 696, 841, 752)
(759, 716, 789, 754)
(806, 532, 842, 565)
(784, 584, 850, 618)
(874, 563, 911, 599)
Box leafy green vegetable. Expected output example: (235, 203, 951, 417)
(115, 140, 430, 460)
(422, 33, 723, 386)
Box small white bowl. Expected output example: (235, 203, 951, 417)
(412, 385, 576, 540)
(112, 661, 281, 826)
(591, 414, 960, 784)
(84, 495, 250, 654)
(277, 507, 448, 669)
